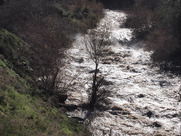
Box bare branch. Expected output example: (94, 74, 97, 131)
(84, 27, 110, 110)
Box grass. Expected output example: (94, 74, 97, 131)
(0, 1, 103, 134)
(0, 60, 90, 136)
(0, 29, 30, 78)
(0, 30, 91, 135)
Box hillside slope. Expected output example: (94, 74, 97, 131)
(0, 29, 91, 136)
(0, 0, 103, 135)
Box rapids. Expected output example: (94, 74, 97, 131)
(59, 10, 181, 136)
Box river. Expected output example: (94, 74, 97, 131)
(59, 10, 181, 136)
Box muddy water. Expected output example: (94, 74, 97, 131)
(60, 10, 181, 136)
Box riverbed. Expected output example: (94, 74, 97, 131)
(59, 10, 181, 136)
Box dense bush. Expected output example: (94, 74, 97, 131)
(148, 0, 181, 64)
(100, 0, 134, 9)
(126, 0, 181, 71)
(0, 0, 103, 95)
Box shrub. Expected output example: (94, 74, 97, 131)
(126, 0, 181, 69)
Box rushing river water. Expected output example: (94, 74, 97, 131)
(60, 10, 181, 136)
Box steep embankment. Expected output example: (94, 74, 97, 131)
(0, 29, 91, 135)
(0, 1, 103, 135)
(61, 10, 181, 136)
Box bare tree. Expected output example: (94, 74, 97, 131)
(84, 28, 110, 110)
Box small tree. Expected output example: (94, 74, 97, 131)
(84, 28, 109, 110)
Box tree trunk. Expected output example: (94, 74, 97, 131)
(89, 63, 98, 110)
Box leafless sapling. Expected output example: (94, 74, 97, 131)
(84, 28, 110, 110)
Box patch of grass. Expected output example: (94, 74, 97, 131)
(60, 117, 84, 135)
(0, 29, 23, 62)
(0, 59, 31, 94)
(0, 86, 89, 136)
(0, 58, 90, 136)
(0, 59, 16, 76)
(0, 29, 31, 78)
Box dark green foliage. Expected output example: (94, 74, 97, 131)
(0, 29, 31, 78)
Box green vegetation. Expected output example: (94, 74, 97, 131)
(0, 0, 103, 94)
(125, 0, 181, 72)
(0, 57, 90, 136)
(0, 0, 103, 135)
(0, 29, 30, 78)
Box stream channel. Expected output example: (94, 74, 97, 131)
(59, 10, 181, 136)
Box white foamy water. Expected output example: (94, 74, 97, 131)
(59, 10, 181, 136)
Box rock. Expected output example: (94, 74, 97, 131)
(89, 69, 100, 73)
(131, 68, 138, 73)
(127, 65, 138, 73)
(114, 56, 121, 61)
(103, 61, 112, 64)
(138, 94, 145, 98)
(59, 104, 78, 111)
(172, 114, 178, 117)
(58, 94, 68, 104)
(122, 111, 130, 115)
(110, 106, 130, 116)
(146, 111, 153, 118)
(153, 122, 162, 128)
(122, 54, 130, 58)
(102, 48, 115, 56)
(165, 113, 178, 118)
(111, 106, 123, 111)
(132, 62, 139, 65)
(78, 58, 84, 63)
(119, 65, 125, 68)
(102, 57, 114, 64)
(107, 50, 115, 55)
(71, 117, 85, 122)
(141, 107, 154, 118)
(109, 111, 119, 115)
(101, 79, 114, 86)
(159, 81, 171, 87)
